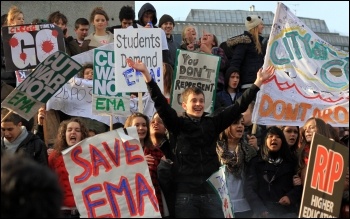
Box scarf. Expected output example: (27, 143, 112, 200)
(3, 126, 28, 154)
(216, 140, 244, 177)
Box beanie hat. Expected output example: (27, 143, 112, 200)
(226, 66, 240, 76)
(158, 14, 175, 27)
(245, 15, 263, 31)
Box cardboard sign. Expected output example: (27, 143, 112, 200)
(1, 51, 82, 120)
(63, 128, 161, 218)
(2, 23, 65, 71)
(170, 49, 220, 113)
(299, 133, 349, 218)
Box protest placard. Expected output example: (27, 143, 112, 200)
(93, 49, 130, 116)
(252, 2, 349, 127)
(1, 51, 82, 121)
(207, 165, 235, 218)
(2, 23, 65, 71)
(114, 28, 163, 92)
(299, 133, 349, 218)
(170, 49, 220, 114)
(63, 128, 161, 218)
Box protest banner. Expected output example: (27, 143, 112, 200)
(299, 133, 349, 218)
(63, 127, 161, 218)
(252, 2, 349, 127)
(207, 165, 235, 218)
(93, 49, 130, 116)
(1, 51, 82, 121)
(46, 77, 155, 125)
(2, 23, 65, 71)
(170, 49, 220, 113)
(114, 28, 163, 92)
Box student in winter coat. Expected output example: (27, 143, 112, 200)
(125, 57, 275, 218)
(229, 15, 265, 91)
(1, 108, 48, 166)
(244, 126, 302, 218)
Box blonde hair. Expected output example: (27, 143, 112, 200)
(7, 6, 23, 26)
(249, 27, 262, 54)
(181, 25, 197, 44)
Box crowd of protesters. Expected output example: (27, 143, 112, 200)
(1, 3, 349, 218)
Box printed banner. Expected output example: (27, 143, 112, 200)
(170, 49, 220, 113)
(63, 128, 161, 218)
(299, 133, 349, 218)
(114, 28, 163, 92)
(2, 51, 82, 121)
(93, 49, 130, 116)
(207, 165, 235, 218)
(252, 2, 349, 127)
(2, 23, 65, 71)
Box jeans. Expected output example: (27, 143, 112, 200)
(175, 193, 224, 218)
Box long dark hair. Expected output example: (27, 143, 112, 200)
(261, 126, 294, 163)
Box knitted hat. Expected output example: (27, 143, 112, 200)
(158, 14, 175, 27)
(245, 15, 263, 31)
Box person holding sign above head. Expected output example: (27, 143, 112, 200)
(1, 6, 24, 88)
(126, 57, 275, 218)
(1, 108, 48, 166)
(48, 118, 89, 218)
(124, 112, 166, 217)
(244, 126, 302, 218)
(81, 7, 114, 53)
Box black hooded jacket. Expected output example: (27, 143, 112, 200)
(134, 3, 170, 64)
(136, 3, 158, 27)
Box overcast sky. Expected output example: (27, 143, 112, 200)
(135, 1, 349, 36)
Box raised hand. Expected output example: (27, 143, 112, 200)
(254, 66, 275, 87)
(126, 58, 152, 82)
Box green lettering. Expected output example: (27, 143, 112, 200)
(96, 98, 106, 110)
(8, 92, 24, 104)
(116, 99, 125, 111)
(19, 100, 36, 113)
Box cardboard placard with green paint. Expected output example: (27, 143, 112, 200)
(93, 49, 130, 116)
(1, 51, 82, 121)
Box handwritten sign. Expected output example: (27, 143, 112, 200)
(63, 128, 161, 218)
(170, 49, 220, 113)
(252, 2, 349, 127)
(1, 51, 81, 120)
(207, 165, 234, 218)
(299, 133, 349, 218)
(114, 28, 163, 92)
(2, 23, 65, 71)
(93, 49, 130, 116)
